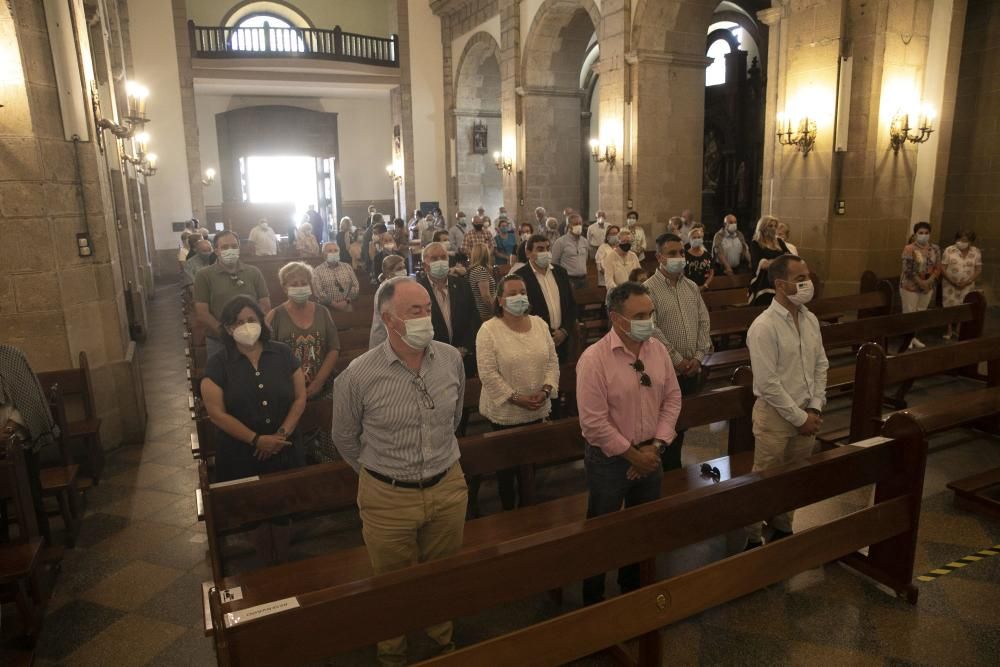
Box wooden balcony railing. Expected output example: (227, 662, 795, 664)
(188, 21, 399, 67)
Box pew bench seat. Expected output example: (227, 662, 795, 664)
(881, 387, 1000, 437)
(201, 451, 755, 635)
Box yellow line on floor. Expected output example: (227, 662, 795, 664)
(917, 543, 1000, 583)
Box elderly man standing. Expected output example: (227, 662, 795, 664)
(461, 215, 495, 257)
(449, 211, 469, 261)
(551, 212, 589, 290)
(577, 282, 682, 605)
(248, 218, 278, 256)
(712, 214, 751, 275)
(333, 279, 468, 666)
(645, 233, 712, 471)
(745, 254, 828, 549)
(183, 238, 215, 286)
(313, 241, 360, 312)
(417, 242, 481, 376)
(587, 210, 609, 259)
(533, 206, 547, 233)
(193, 230, 270, 358)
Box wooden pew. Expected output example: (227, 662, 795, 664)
(703, 272, 751, 291)
(827, 332, 1000, 446)
(36, 352, 105, 487)
(207, 425, 927, 666)
(199, 384, 756, 625)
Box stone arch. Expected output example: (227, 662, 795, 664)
(631, 0, 717, 54)
(521, 0, 601, 90)
(454, 32, 503, 218)
(221, 1, 314, 30)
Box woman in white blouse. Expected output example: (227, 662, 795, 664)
(473, 274, 560, 512)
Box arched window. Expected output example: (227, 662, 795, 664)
(230, 14, 305, 53)
(705, 38, 731, 86)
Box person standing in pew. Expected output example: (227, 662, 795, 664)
(473, 274, 560, 513)
(183, 238, 215, 286)
(332, 279, 468, 666)
(312, 241, 360, 313)
(193, 231, 271, 359)
(577, 282, 682, 606)
(645, 233, 712, 471)
(942, 230, 982, 340)
(417, 242, 482, 377)
(201, 295, 306, 566)
(900, 221, 943, 349)
(515, 234, 577, 363)
(745, 254, 828, 549)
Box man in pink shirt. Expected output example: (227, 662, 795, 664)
(576, 281, 682, 605)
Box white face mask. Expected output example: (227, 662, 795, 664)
(384, 243, 396, 251)
(219, 248, 240, 266)
(786, 279, 815, 306)
(232, 322, 261, 346)
(627, 218, 637, 226)
(956, 241, 970, 251)
(726, 223, 737, 234)
(429, 259, 450, 279)
(690, 238, 704, 248)
(521, 232, 531, 242)
(440, 240, 450, 251)
(662, 257, 686, 275)
(915, 233, 930, 246)
(326, 252, 340, 264)
(571, 224, 582, 235)
(396, 315, 434, 350)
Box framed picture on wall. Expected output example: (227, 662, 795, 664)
(472, 123, 488, 154)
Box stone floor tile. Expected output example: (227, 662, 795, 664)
(73, 512, 131, 549)
(146, 626, 217, 666)
(142, 529, 211, 572)
(62, 614, 187, 667)
(34, 599, 127, 661)
(89, 520, 186, 561)
(136, 572, 210, 629)
(80, 560, 185, 611)
(102, 489, 187, 521)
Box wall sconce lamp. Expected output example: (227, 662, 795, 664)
(889, 105, 934, 153)
(122, 131, 156, 177)
(140, 153, 158, 177)
(589, 139, 616, 168)
(202, 168, 216, 186)
(492, 151, 513, 175)
(91, 80, 152, 155)
(776, 113, 817, 155)
(386, 163, 402, 183)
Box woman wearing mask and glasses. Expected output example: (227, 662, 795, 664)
(900, 222, 942, 349)
(683, 224, 714, 290)
(201, 294, 306, 565)
(472, 275, 559, 514)
(941, 230, 982, 340)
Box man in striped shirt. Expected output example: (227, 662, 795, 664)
(644, 233, 712, 470)
(332, 279, 468, 665)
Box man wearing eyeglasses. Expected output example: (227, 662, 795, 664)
(576, 281, 682, 606)
(332, 279, 468, 665)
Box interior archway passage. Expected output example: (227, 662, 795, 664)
(454, 34, 503, 218)
(520, 0, 599, 218)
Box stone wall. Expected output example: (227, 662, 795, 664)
(0, 0, 148, 447)
(941, 0, 998, 303)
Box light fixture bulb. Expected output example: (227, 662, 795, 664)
(205, 168, 216, 179)
(146, 153, 158, 167)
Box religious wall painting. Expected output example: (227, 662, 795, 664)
(472, 122, 488, 154)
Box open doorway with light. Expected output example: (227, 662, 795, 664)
(239, 154, 338, 239)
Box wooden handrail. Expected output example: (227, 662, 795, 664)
(187, 20, 399, 67)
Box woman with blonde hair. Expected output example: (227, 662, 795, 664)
(748, 215, 790, 306)
(468, 243, 497, 321)
(295, 223, 321, 256)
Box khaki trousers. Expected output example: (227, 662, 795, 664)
(358, 462, 468, 666)
(748, 401, 816, 542)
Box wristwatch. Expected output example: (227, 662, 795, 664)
(653, 440, 668, 456)
(277, 426, 288, 437)
(541, 386, 552, 399)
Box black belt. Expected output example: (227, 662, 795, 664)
(364, 467, 448, 490)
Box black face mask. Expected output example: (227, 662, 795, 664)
(473, 224, 483, 230)
(619, 243, 632, 253)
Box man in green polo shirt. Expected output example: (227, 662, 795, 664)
(193, 230, 270, 357)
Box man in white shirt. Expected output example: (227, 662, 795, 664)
(533, 206, 547, 233)
(587, 210, 609, 258)
(712, 214, 751, 274)
(249, 218, 278, 256)
(602, 228, 641, 290)
(745, 254, 828, 549)
(678, 209, 695, 245)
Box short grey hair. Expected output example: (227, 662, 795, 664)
(607, 282, 650, 314)
(377, 276, 416, 314)
(421, 241, 447, 263)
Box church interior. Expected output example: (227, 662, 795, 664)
(1, 0, 1000, 665)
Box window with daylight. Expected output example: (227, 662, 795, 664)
(705, 38, 732, 86)
(230, 14, 305, 53)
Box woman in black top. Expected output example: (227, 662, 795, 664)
(200, 295, 306, 565)
(748, 215, 789, 306)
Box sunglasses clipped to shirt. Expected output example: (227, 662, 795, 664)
(631, 359, 652, 387)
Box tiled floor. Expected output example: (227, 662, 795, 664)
(16, 287, 1000, 666)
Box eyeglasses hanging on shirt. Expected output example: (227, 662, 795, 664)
(630, 359, 652, 387)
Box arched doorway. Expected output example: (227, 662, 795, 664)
(454, 34, 503, 217)
(521, 0, 600, 220)
(701, 1, 767, 236)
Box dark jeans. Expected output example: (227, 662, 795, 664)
(582, 447, 663, 605)
(662, 372, 701, 471)
(467, 419, 542, 514)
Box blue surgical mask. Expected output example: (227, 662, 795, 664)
(287, 286, 311, 304)
(503, 294, 530, 316)
(429, 259, 450, 279)
(627, 318, 655, 342)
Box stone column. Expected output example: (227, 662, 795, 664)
(499, 0, 521, 218)
(395, 1, 418, 216)
(594, 0, 628, 223)
(171, 0, 205, 223)
(518, 86, 587, 218)
(629, 50, 711, 239)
